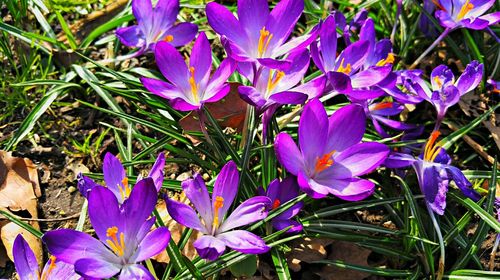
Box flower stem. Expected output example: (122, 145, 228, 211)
(427, 204, 445, 280)
(409, 28, 451, 69)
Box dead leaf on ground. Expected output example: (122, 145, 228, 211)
(0, 151, 42, 267)
(286, 237, 333, 272)
(315, 241, 372, 280)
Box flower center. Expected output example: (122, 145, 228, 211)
(371, 101, 393, 111)
(266, 69, 285, 98)
(423, 130, 443, 162)
(314, 150, 336, 174)
(272, 199, 281, 209)
(457, 0, 474, 20)
(375, 53, 395, 66)
(337, 58, 352, 75)
(188, 67, 200, 104)
(434, 76, 443, 88)
(212, 196, 224, 231)
(258, 27, 273, 58)
(106, 226, 126, 257)
(40, 256, 57, 280)
(164, 35, 174, 42)
(118, 177, 131, 201)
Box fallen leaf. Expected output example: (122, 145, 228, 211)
(0, 151, 42, 267)
(315, 241, 372, 280)
(286, 237, 333, 272)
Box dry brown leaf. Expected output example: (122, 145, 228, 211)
(151, 194, 203, 263)
(0, 151, 42, 267)
(315, 241, 372, 280)
(286, 238, 333, 272)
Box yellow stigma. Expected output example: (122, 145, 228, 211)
(337, 58, 352, 74)
(266, 70, 285, 97)
(164, 35, 174, 42)
(188, 66, 200, 104)
(434, 76, 443, 88)
(314, 150, 336, 173)
(118, 177, 131, 201)
(376, 53, 395, 66)
(424, 130, 443, 162)
(106, 226, 126, 257)
(40, 256, 57, 280)
(257, 27, 273, 58)
(212, 196, 224, 230)
(457, 0, 474, 20)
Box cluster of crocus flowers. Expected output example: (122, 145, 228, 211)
(166, 161, 271, 260)
(115, 0, 197, 56)
(13, 235, 81, 280)
(43, 178, 170, 279)
(275, 99, 390, 200)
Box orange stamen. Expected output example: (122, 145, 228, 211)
(424, 130, 443, 162)
(457, 0, 474, 20)
(272, 199, 281, 209)
(376, 53, 395, 66)
(188, 66, 200, 104)
(266, 70, 285, 97)
(164, 35, 174, 42)
(372, 102, 393, 111)
(258, 27, 273, 58)
(434, 76, 443, 88)
(106, 227, 125, 257)
(212, 196, 224, 230)
(432, 0, 446, 11)
(314, 150, 336, 173)
(337, 58, 352, 74)
(118, 177, 131, 201)
(40, 256, 57, 280)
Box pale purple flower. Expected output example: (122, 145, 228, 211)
(274, 99, 390, 200)
(43, 178, 170, 279)
(115, 0, 197, 55)
(433, 0, 500, 30)
(166, 161, 271, 261)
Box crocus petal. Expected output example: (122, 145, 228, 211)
(292, 75, 326, 99)
(74, 258, 120, 279)
(319, 178, 376, 201)
(299, 99, 328, 167)
(140, 77, 184, 101)
(42, 260, 81, 280)
(383, 152, 416, 168)
(133, 227, 171, 262)
(166, 198, 208, 233)
(478, 11, 500, 25)
(132, 0, 153, 28)
(116, 26, 145, 48)
(414, 161, 447, 215)
(218, 196, 271, 232)
(148, 152, 165, 192)
(430, 65, 454, 91)
(87, 185, 122, 243)
(153, 0, 179, 31)
(238, 0, 269, 46)
(462, 17, 490, 30)
(434, 10, 457, 29)
(13, 235, 39, 280)
(182, 174, 213, 228)
(154, 41, 189, 89)
(206, 2, 248, 47)
(335, 40, 369, 72)
(319, 16, 337, 71)
(218, 230, 270, 254)
(270, 91, 308, 105)
(212, 161, 240, 221)
(204, 58, 236, 101)
(334, 142, 389, 177)
(77, 173, 101, 198)
(103, 152, 126, 200)
(350, 66, 392, 88)
(193, 235, 226, 261)
(190, 32, 212, 83)
(257, 58, 293, 71)
(42, 229, 119, 265)
(169, 97, 201, 111)
(447, 166, 481, 201)
(239, 86, 266, 107)
(297, 171, 329, 199)
(119, 264, 155, 280)
(326, 71, 352, 93)
(272, 219, 303, 233)
(325, 104, 366, 153)
(122, 178, 158, 236)
(272, 24, 320, 57)
(265, 0, 304, 50)
(374, 116, 417, 131)
(274, 132, 304, 175)
(455, 61, 483, 95)
(165, 22, 199, 47)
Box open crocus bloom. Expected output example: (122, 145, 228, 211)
(115, 0, 197, 55)
(166, 161, 271, 261)
(311, 16, 391, 99)
(43, 178, 170, 280)
(404, 61, 483, 125)
(13, 235, 81, 280)
(433, 0, 500, 30)
(206, 0, 319, 70)
(258, 177, 304, 233)
(274, 99, 390, 200)
(78, 152, 165, 203)
(385, 131, 480, 215)
(141, 32, 236, 112)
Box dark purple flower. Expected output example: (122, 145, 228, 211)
(274, 99, 390, 200)
(386, 131, 480, 214)
(13, 235, 81, 280)
(78, 152, 165, 202)
(363, 100, 418, 138)
(167, 161, 271, 261)
(419, 0, 440, 37)
(43, 178, 170, 279)
(259, 177, 303, 233)
(381, 70, 426, 104)
(115, 0, 197, 55)
(206, 0, 319, 69)
(433, 0, 500, 30)
(141, 32, 236, 112)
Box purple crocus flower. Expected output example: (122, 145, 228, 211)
(166, 161, 271, 261)
(115, 0, 197, 55)
(13, 235, 81, 280)
(404, 61, 483, 128)
(363, 100, 418, 138)
(386, 131, 480, 214)
(78, 152, 165, 202)
(274, 99, 390, 200)
(433, 0, 500, 30)
(419, 0, 440, 37)
(206, 0, 319, 70)
(258, 177, 303, 233)
(311, 16, 392, 99)
(381, 70, 426, 104)
(43, 178, 170, 279)
(141, 32, 236, 112)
